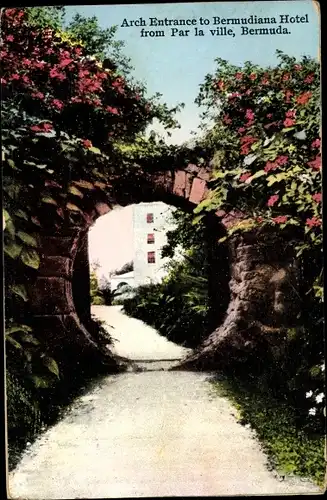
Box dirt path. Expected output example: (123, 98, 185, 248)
(8, 306, 320, 498)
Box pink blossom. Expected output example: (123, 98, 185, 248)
(311, 139, 321, 149)
(245, 109, 255, 121)
(312, 193, 322, 203)
(283, 118, 295, 127)
(276, 155, 288, 166)
(306, 217, 321, 227)
(264, 161, 278, 173)
(272, 215, 288, 224)
(239, 172, 252, 182)
(267, 194, 279, 207)
(52, 99, 64, 110)
(307, 156, 321, 171)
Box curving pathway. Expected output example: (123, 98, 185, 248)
(8, 306, 321, 498)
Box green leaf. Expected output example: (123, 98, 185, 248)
(4, 242, 22, 259)
(41, 196, 57, 205)
(19, 333, 40, 345)
(89, 146, 101, 155)
(68, 185, 84, 198)
(4, 217, 15, 237)
(6, 324, 32, 334)
(73, 180, 94, 190)
(30, 375, 53, 389)
(10, 284, 28, 301)
(3, 209, 10, 222)
(16, 209, 29, 220)
(66, 202, 82, 212)
(7, 159, 17, 169)
(41, 356, 60, 378)
(20, 248, 40, 269)
(6, 336, 22, 349)
(17, 231, 38, 247)
(245, 169, 265, 183)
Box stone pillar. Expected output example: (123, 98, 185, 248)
(72, 230, 91, 328)
(27, 227, 118, 376)
(176, 228, 301, 372)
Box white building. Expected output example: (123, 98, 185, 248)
(133, 202, 176, 286)
(109, 202, 177, 291)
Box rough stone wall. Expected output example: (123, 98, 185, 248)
(176, 228, 301, 372)
(27, 227, 123, 377)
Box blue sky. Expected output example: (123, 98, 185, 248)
(65, 1, 319, 145)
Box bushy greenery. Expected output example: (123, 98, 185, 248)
(121, 210, 214, 348)
(212, 376, 325, 487)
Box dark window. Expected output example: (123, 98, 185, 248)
(147, 233, 155, 244)
(147, 213, 154, 223)
(147, 251, 155, 264)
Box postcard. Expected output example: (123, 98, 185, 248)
(2, 1, 324, 498)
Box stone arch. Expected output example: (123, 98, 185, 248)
(27, 164, 231, 374)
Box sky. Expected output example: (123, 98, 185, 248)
(67, 1, 319, 275)
(65, 1, 319, 144)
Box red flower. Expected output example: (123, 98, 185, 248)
(240, 136, 257, 145)
(256, 216, 264, 224)
(245, 109, 255, 121)
(245, 89, 252, 96)
(10, 74, 20, 80)
(264, 161, 278, 173)
(239, 172, 252, 182)
(223, 114, 232, 124)
(235, 72, 243, 80)
(275, 155, 288, 166)
(304, 74, 314, 83)
(261, 77, 269, 85)
(284, 90, 293, 103)
(52, 99, 64, 110)
(6, 35, 14, 42)
(266, 113, 273, 119)
(31, 92, 44, 99)
(216, 79, 225, 90)
(307, 155, 321, 171)
(306, 217, 321, 227)
(312, 193, 322, 203)
(43, 123, 53, 132)
(296, 92, 312, 105)
(106, 106, 119, 115)
(22, 58, 31, 66)
(311, 139, 321, 149)
(283, 118, 295, 127)
(75, 47, 83, 56)
(93, 99, 102, 107)
(58, 58, 73, 68)
(78, 70, 90, 78)
(71, 97, 82, 104)
(267, 194, 279, 207)
(30, 122, 53, 133)
(240, 145, 250, 155)
(49, 67, 66, 81)
(294, 64, 303, 71)
(272, 215, 288, 224)
(249, 73, 257, 80)
(1, 78, 7, 84)
(82, 139, 92, 148)
(285, 109, 296, 118)
(238, 127, 246, 134)
(282, 73, 291, 81)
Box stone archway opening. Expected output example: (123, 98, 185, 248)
(74, 199, 232, 360)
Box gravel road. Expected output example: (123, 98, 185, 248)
(8, 306, 322, 498)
